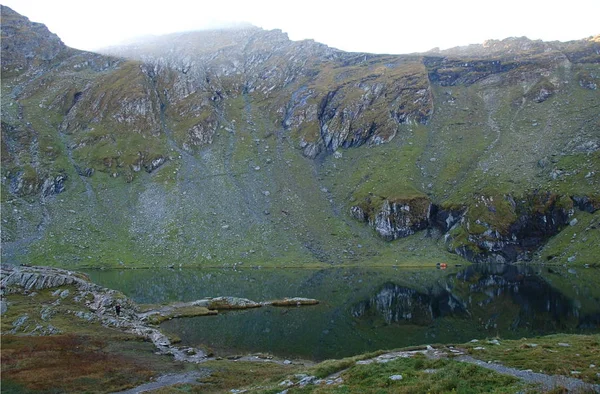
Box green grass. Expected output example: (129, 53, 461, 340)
(461, 334, 600, 385)
(538, 210, 600, 266)
(331, 356, 523, 394)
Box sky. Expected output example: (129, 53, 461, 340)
(3, 0, 600, 54)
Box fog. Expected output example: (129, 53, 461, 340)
(3, 0, 599, 55)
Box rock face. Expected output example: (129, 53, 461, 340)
(0, 5, 68, 71)
(352, 196, 431, 241)
(445, 193, 576, 263)
(351, 192, 595, 264)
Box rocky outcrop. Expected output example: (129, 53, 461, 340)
(447, 193, 574, 263)
(0, 5, 69, 72)
(429, 205, 465, 233)
(7, 170, 67, 198)
(352, 196, 431, 241)
(316, 78, 431, 154)
(0, 264, 205, 362)
(286, 60, 433, 158)
(526, 79, 556, 103)
(424, 56, 520, 86)
(269, 297, 320, 307)
(351, 191, 596, 264)
(140, 296, 320, 323)
(1, 264, 96, 291)
(206, 296, 262, 310)
(572, 195, 600, 213)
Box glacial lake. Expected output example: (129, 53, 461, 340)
(85, 264, 600, 361)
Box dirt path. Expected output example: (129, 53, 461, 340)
(111, 370, 210, 394)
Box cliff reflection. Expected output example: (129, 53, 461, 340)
(352, 264, 594, 333)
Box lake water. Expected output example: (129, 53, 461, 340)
(85, 264, 600, 361)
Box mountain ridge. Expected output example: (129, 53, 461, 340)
(1, 5, 599, 268)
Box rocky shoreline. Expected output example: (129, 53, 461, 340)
(0, 264, 319, 363)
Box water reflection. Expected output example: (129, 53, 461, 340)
(85, 264, 600, 361)
(351, 283, 468, 325)
(351, 264, 584, 336)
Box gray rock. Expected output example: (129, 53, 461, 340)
(11, 314, 29, 333)
(297, 375, 317, 386)
(74, 311, 96, 322)
(40, 306, 55, 321)
(390, 374, 403, 381)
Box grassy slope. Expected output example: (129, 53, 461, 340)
(3, 78, 464, 268)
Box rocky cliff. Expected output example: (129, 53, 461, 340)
(1, 5, 599, 267)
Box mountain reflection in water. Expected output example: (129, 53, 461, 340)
(351, 264, 592, 334)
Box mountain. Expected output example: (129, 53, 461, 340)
(1, 5, 599, 268)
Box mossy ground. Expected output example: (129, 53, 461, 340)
(538, 210, 600, 266)
(0, 287, 183, 393)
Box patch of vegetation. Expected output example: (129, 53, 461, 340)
(332, 356, 523, 394)
(0, 287, 183, 393)
(153, 360, 300, 394)
(306, 351, 386, 379)
(462, 334, 600, 385)
(1, 334, 167, 393)
(538, 210, 600, 266)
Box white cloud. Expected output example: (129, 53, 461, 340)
(2, 0, 599, 54)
